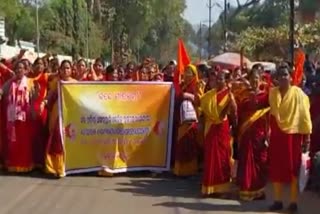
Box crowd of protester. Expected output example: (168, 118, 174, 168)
(1, 50, 320, 214)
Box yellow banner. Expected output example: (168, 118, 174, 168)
(59, 82, 174, 175)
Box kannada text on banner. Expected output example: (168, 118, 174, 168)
(59, 82, 174, 175)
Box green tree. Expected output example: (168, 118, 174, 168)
(0, 0, 194, 63)
(205, 0, 289, 54)
(0, 0, 35, 45)
(231, 21, 320, 59)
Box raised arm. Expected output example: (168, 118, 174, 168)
(0, 77, 15, 100)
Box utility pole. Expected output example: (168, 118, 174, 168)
(289, 0, 295, 66)
(207, 0, 214, 58)
(223, 0, 228, 52)
(36, 0, 40, 56)
(86, 2, 89, 61)
(199, 21, 202, 60)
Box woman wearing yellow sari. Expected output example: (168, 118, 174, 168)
(41, 60, 77, 178)
(173, 64, 203, 177)
(268, 66, 312, 213)
(200, 71, 237, 197)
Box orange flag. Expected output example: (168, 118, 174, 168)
(174, 39, 191, 96)
(292, 48, 305, 86)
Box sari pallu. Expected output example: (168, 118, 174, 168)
(5, 77, 34, 172)
(236, 92, 269, 201)
(45, 79, 73, 177)
(200, 88, 233, 195)
(268, 86, 312, 183)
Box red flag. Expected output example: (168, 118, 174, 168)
(292, 48, 305, 86)
(174, 39, 191, 96)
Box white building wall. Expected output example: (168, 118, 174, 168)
(0, 17, 95, 64)
(0, 17, 5, 38)
(0, 44, 73, 63)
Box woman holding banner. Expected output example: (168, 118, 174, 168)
(73, 59, 88, 81)
(173, 64, 203, 177)
(200, 71, 237, 197)
(41, 60, 77, 178)
(236, 69, 269, 201)
(86, 58, 105, 81)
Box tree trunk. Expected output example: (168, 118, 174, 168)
(72, 0, 80, 58)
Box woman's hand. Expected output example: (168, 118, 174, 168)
(40, 100, 47, 113)
(183, 92, 195, 101)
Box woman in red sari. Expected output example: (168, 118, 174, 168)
(0, 61, 15, 167)
(43, 60, 77, 178)
(106, 65, 118, 81)
(200, 71, 237, 197)
(117, 66, 125, 81)
(98, 64, 119, 177)
(173, 64, 202, 177)
(268, 66, 312, 213)
(138, 66, 150, 81)
(236, 69, 269, 201)
(204, 69, 216, 93)
(87, 58, 105, 81)
(0, 61, 36, 172)
(73, 59, 88, 81)
(125, 62, 135, 81)
(30, 57, 50, 168)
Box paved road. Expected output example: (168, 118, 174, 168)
(0, 172, 319, 214)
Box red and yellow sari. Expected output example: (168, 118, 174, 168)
(4, 76, 35, 172)
(269, 86, 312, 183)
(200, 88, 232, 195)
(31, 72, 49, 168)
(236, 91, 269, 201)
(45, 77, 77, 177)
(173, 66, 202, 177)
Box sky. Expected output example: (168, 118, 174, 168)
(184, 0, 247, 25)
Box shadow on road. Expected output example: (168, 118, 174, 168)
(114, 177, 201, 198)
(114, 177, 274, 212)
(153, 201, 269, 213)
